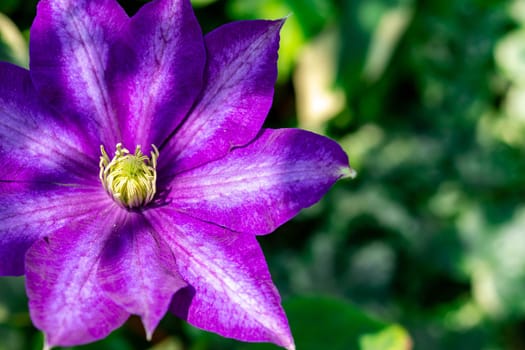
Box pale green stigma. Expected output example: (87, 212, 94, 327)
(99, 143, 159, 209)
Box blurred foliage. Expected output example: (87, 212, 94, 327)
(3, 0, 525, 349)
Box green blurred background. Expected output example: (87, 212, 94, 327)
(2, 0, 525, 349)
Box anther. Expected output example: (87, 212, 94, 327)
(99, 143, 159, 208)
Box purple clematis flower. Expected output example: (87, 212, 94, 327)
(0, 0, 355, 349)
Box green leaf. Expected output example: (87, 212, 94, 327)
(360, 324, 412, 350)
(281, 296, 411, 350)
(190, 0, 217, 7)
(185, 296, 411, 350)
(0, 12, 28, 67)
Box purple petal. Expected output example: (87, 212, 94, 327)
(25, 206, 129, 348)
(109, 0, 205, 147)
(147, 209, 294, 349)
(97, 212, 187, 339)
(29, 0, 128, 146)
(165, 128, 352, 234)
(0, 186, 110, 276)
(161, 19, 283, 174)
(0, 63, 97, 183)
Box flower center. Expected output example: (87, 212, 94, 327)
(99, 143, 159, 208)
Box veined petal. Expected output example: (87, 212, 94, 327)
(0, 63, 97, 183)
(110, 0, 205, 147)
(25, 206, 129, 348)
(161, 19, 283, 174)
(29, 0, 128, 146)
(97, 211, 186, 339)
(0, 185, 110, 276)
(147, 209, 294, 349)
(165, 129, 353, 234)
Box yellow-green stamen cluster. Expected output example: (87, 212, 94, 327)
(99, 143, 159, 208)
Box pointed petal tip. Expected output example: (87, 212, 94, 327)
(143, 318, 156, 342)
(276, 16, 288, 25)
(258, 17, 286, 33)
(285, 342, 296, 350)
(280, 13, 292, 23)
(274, 324, 295, 350)
(271, 17, 287, 32)
(341, 165, 358, 179)
(145, 329, 154, 342)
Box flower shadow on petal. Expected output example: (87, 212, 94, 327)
(169, 285, 196, 321)
(97, 211, 188, 338)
